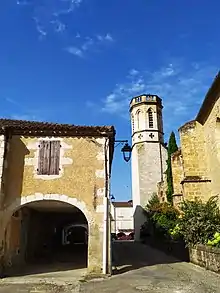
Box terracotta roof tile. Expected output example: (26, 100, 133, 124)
(0, 118, 115, 137)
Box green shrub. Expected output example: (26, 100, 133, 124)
(178, 196, 220, 246)
(207, 232, 220, 247)
(169, 223, 182, 240)
(142, 194, 180, 239)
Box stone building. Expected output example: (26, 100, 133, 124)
(130, 95, 167, 240)
(0, 119, 115, 275)
(171, 71, 220, 204)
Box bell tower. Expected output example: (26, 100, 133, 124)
(130, 94, 167, 241)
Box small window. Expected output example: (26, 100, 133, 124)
(135, 97, 142, 103)
(137, 110, 141, 129)
(148, 109, 154, 128)
(38, 140, 60, 175)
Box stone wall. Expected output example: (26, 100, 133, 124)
(157, 179, 167, 202)
(174, 94, 220, 203)
(171, 149, 183, 197)
(0, 135, 6, 206)
(203, 97, 220, 199)
(177, 120, 212, 201)
(189, 244, 220, 274)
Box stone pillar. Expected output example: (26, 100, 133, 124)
(0, 135, 6, 206)
(87, 222, 103, 274)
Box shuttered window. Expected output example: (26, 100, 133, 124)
(37, 141, 60, 175)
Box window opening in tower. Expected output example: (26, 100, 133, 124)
(148, 110, 154, 128)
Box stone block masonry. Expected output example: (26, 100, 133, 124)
(189, 244, 220, 274)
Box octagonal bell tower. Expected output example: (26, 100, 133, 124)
(130, 94, 167, 241)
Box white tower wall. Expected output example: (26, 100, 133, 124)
(130, 95, 167, 241)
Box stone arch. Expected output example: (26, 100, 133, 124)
(4, 194, 92, 226)
(62, 223, 88, 245)
(2, 194, 92, 272)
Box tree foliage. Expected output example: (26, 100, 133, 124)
(145, 192, 160, 211)
(166, 131, 178, 203)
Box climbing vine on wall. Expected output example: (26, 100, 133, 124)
(166, 131, 178, 204)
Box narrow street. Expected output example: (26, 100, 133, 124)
(1, 241, 220, 292)
(80, 241, 220, 293)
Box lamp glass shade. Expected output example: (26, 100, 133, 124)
(121, 143, 132, 162)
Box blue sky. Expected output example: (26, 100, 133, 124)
(0, 0, 219, 201)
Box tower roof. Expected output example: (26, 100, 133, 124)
(130, 94, 162, 111)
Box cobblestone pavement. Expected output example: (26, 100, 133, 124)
(1, 242, 220, 292)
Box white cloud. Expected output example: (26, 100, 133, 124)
(11, 114, 39, 121)
(96, 33, 114, 42)
(129, 69, 139, 76)
(65, 46, 84, 57)
(66, 33, 114, 58)
(33, 17, 47, 39)
(53, 0, 82, 16)
(50, 19, 66, 33)
(17, 1, 114, 57)
(17, 0, 82, 37)
(98, 60, 218, 136)
(17, 1, 31, 5)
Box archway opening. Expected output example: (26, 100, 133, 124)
(4, 200, 88, 276)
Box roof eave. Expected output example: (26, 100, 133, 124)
(196, 71, 220, 124)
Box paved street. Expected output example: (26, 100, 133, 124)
(80, 241, 220, 293)
(1, 242, 220, 292)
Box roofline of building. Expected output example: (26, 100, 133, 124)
(178, 120, 196, 133)
(113, 201, 133, 207)
(129, 94, 162, 104)
(178, 71, 220, 131)
(196, 71, 220, 124)
(0, 118, 115, 138)
(0, 118, 116, 169)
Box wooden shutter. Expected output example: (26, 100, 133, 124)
(38, 140, 60, 175)
(49, 141, 60, 175)
(38, 141, 51, 175)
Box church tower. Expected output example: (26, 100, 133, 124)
(130, 94, 167, 241)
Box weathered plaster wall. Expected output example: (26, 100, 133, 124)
(2, 135, 110, 274)
(137, 142, 163, 206)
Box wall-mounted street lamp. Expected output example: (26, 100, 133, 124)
(110, 194, 115, 201)
(115, 140, 132, 162)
